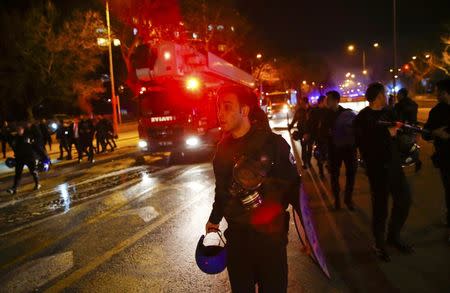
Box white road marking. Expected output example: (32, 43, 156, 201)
(119, 206, 160, 223)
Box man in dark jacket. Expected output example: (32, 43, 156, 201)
(325, 91, 357, 210)
(395, 88, 422, 171)
(7, 125, 41, 194)
(305, 95, 328, 178)
(78, 115, 95, 163)
(423, 79, 450, 243)
(39, 119, 52, 151)
(354, 82, 413, 262)
(56, 119, 70, 160)
(67, 117, 80, 160)
(289, 97, 312, 168)
(205, 85, 300, 292)
(395, 88, 418, 124)
(25, 121, 48, 162)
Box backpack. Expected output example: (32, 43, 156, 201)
(331, 109, 356, 148)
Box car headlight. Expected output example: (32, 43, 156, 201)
(186, 136, 200, 147)
(138, 140, 148, 148)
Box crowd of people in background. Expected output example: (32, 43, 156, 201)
(289, 78, 450, 260)
(1, 115, 117, 164)
(0, 115, 117, 193)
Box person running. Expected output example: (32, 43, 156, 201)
(7, 124, 41, 194)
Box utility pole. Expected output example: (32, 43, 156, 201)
(393, 0, 398, 99)
(106, 1, 119, 134)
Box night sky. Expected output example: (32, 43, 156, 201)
(239, 0, 449, 64)
(2, 0, 449, 76)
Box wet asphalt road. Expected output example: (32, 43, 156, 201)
(0, 139, 332, 293)
(0, 123, 449, 292)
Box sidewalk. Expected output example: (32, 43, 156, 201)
(0, 122, 139, 180)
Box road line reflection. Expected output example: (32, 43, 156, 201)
(58, 183, 71, 213)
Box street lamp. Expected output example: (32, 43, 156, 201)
(425, 54, 431, 59)
(347, 43, 380, 75)
(412, 56, 417, 60)
(256, 53, 262, 59)
(105, 0, 120, 134)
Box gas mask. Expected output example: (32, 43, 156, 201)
(229, 154, 273, 210)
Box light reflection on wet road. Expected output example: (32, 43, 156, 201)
(0, 137, 339, 292)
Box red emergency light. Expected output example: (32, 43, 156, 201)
(186, 77, 200, 91)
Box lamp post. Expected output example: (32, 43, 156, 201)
(106, 1, 119, 134)
(392, 0, 398, 98)
(347, 43, 380, 76)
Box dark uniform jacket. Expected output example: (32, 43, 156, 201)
(10, 135, 37, 162)
(39, 122, 51, 140)
(306, 106, 328, 143)
(209, 126, 301, 241)
(354, 106, 401, 171)
(395, 98, 418, 124)
(423, 102, 450, 167)
(289, 107, 309, 135)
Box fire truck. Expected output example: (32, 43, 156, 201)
(132, 41, 255, 161)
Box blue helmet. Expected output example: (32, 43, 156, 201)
(195, 231, 227, 274)
(5, 157, 16, 168)
(37, 157, 51, 172)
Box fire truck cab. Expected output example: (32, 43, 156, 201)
(133, 41, 255, 160)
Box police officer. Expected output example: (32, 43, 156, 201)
(56, 119, 70, 160)
(39, 119, 52, 151)
(289, 97, 312, 169)
(7, 125, 41, 194)
(325, 91, 357, 211)
(423, 79, 450, 243)
(305, 95, 328, 178)
(104, 118, 117, 151)
(354, 83, 414, 261)
(25, 121, 48, 162)
(395, 88, 422, 171)
(68, 117, 80, 161)
(78, 115, 95, 163)
(205, 85, 300, 292)
(395, 88, 418, 124)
